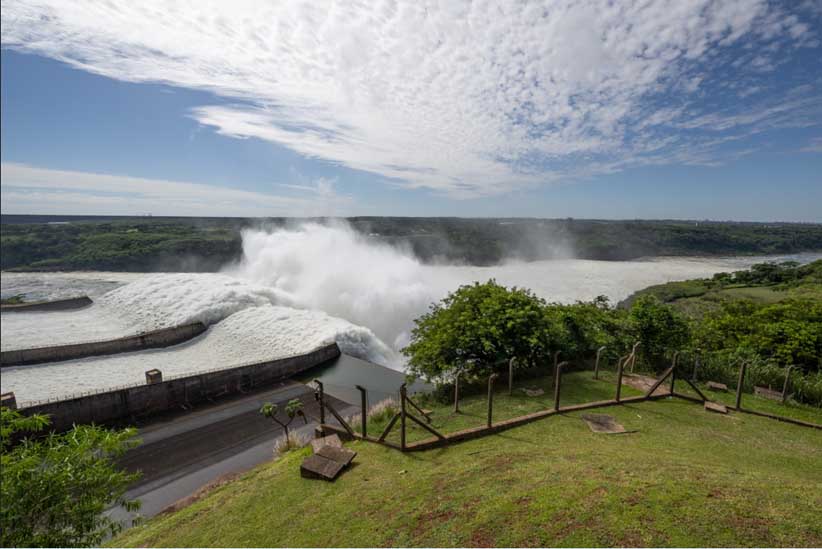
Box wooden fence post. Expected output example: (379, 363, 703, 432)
(735, 362, 747, 411)
(553, 351, 561, 384)
(554, 361, 567, 411)
(454, 369, 461, 414)
(400, 383, 407, 451)
(616, 355, 626, 402)
(691, 348, 701, 382)
(629, 341, 641, 373)
(314, 379, 325, 425)
(781, 365, 793, 404)
(509, 357, 516, 395)
(355, 384, 367, 438)
(487, 373, 498, 427)
(669, 351, 679, 394)
(594, 346, 606, 380)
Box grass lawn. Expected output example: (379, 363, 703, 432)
(113, 372, 822, 548)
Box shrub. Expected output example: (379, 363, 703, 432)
(1, 407, 141, 547)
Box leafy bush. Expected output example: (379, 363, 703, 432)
(1, 407, 141, 547)
(403, 280, 551, 381)
(628, 295, 690, 372)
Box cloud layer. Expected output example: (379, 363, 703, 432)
(2, 0, 820, 197)
(0, 163, 351, 216)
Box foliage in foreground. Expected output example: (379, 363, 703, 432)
(0, 407, 141, 548)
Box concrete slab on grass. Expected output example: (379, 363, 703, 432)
(300, 454, 345, 481)
(707, 381, 728, 392)
(317, 445, 357, 467)
(581, 414, 626, 434)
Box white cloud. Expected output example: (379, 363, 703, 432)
(0, 163, 353, 216)
(1, 0, 819, 197)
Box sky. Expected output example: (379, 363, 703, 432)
(1, 0, 821, 221)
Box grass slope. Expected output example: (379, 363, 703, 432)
(114, 373, 822, 547)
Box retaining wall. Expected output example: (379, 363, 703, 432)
(18, 342, 341, 432)
(0, 295, 93, 312)
(0, 322, 208, 367)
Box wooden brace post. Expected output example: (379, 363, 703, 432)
(509, 357, 516, 395)
(629, 341, 641, 373)
(355, 384, 367, 437)
(735, 362, 747, 411)
(400, 383, 407, 451)
(454, 369, 461, 414)
(782, 365, 793, 404)
(314, 379, 325, 426)
(487, 373, 499, 427)
(615, 354, 628, 402)
(554, 361, 568, 411)
(669, 351, 680, 394)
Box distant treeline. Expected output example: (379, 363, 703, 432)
(2, 215, 821, 271)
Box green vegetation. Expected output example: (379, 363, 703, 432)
(2, 215, 821, 270)
(260, 399, 306, 439)
(402, 261, 820, 407)
(623, 260, 822, 406)
(1, 218, 241, 271)
(403, 281, 683, 383)
(0, 407, 140, 547)
(112, 374, 822, 547)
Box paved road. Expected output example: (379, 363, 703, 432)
(109, 380, 357, 525)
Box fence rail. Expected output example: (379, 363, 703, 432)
(315, 348, 821, 452)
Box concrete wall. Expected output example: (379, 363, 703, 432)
(0, 295, 93, 312)
(0, 322, 208, 367)
(19, 342, 341, 432)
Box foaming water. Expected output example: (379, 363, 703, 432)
(2, 223, 819, 403)
(0, 305, 139, 351)
(1, 305, 397, 403)
(228, 224, 456, 349)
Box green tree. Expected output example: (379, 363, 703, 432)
(260, 399, 306, 439)
(402, 280, 550, 381)
(0, 407, 141, 547)
(628, 295, 690, 371)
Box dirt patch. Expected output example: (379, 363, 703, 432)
(469, 527, 495, 547)
(159, 472, 243, 515)
(515, 495, 533, 508)
(412, 508, 457, 537)
(582, 414, 627, 434)
(622, 374, 669, 396)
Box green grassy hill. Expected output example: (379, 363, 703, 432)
(621, 259, 822, 318)
(113, 373, 822, 547)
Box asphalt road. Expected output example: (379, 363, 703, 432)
(109, 379, 357, 525)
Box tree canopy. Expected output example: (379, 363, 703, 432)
(0, 407, 141, 547)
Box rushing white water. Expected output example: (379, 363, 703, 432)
(0, 305, 140, 351)
(1, 305, 397, 403)
(2, 223, 819, 404)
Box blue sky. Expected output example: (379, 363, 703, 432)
(1, 1, 821, 220)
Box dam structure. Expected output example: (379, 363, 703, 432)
(0, 322, 208, 367)
(16, 343, 342, 431)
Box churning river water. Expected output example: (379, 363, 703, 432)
(2, 223, 819, 404)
